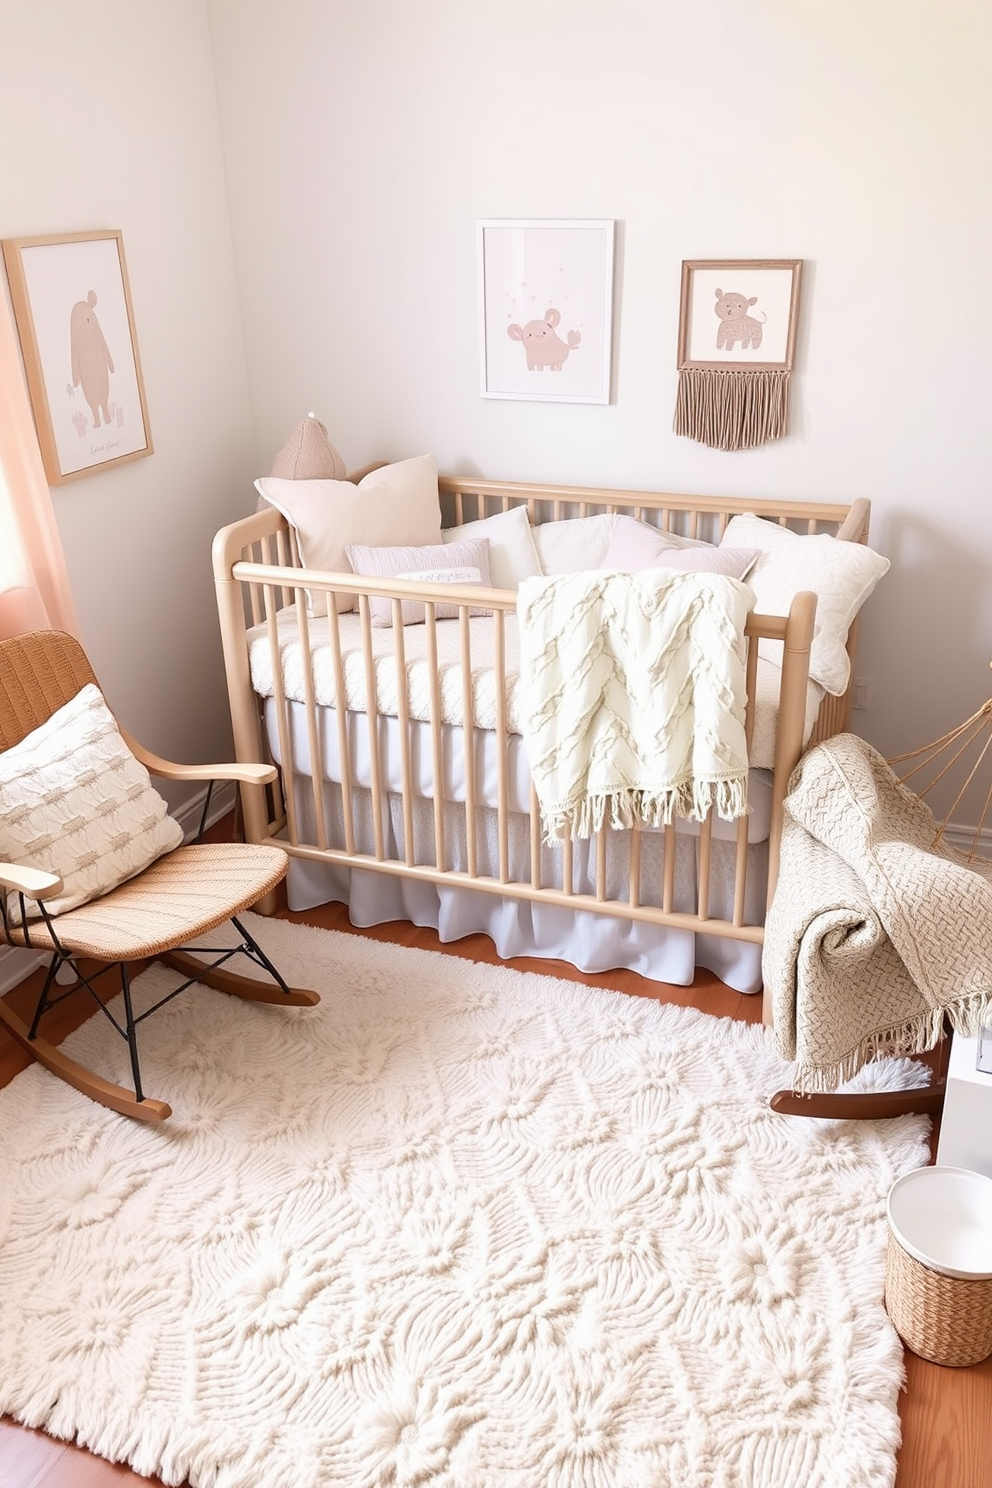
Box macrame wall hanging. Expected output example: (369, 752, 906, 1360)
(673, 258, 802, 452)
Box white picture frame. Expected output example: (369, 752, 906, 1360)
(477, 218, 615, 404)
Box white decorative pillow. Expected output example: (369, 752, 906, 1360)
(720, 514, 890, 694)
(0, 684, 184, 924)
(441, 505, 541, 591)
(532, 513, 617, 574)
(601, 516, 759, 579)
(345, 537, 493, 628)
(255, 454, 443, 613)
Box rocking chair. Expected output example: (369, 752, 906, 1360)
(0, 629, 318, 1122)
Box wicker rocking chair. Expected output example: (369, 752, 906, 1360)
(0, 629, 318, 1122)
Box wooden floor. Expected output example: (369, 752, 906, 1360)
(1, 893, 990, 1487)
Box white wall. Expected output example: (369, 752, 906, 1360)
(209, 0, 992, 819)
(0, 2, 989, 825)
(0, 0, 257, 786)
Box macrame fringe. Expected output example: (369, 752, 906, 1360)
(791, 983, 992, 1095)
(674, 369, 792, 451)
(542, 776, 750, 845)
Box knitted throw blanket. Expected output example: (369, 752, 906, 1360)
(763, 732, 992, 1092)
(516, 570, 752, 843)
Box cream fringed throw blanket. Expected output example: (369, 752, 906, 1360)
(516, 569, 753, 843)
(764, 732, 992, 1093)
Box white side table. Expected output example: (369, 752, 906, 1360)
(935, 1028, 992, 1178)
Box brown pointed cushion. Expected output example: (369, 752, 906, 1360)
(269, 413, 346, 480)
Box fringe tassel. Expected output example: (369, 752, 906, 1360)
(542, 776, 750, 845)
(674, 369, 792, 451)
(791, 985, 992, 1095)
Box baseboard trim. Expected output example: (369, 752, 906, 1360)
(0, 783, 240, 997)
(943, 822, 992, 860)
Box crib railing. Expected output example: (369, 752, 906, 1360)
(213, 492, 830, 936)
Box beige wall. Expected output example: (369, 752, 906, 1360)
(0, 0, 256, 789)
(0, 2, 990, 827)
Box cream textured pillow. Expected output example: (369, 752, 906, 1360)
(720, 514, 890, 695)
(345, 537, 493, 627)
(441, 505, 541, 591)
(532, 513, 617, 574)
(255, 454, 443, 613)
(0, 684, 184, 925)
(601, 516, 758, 579)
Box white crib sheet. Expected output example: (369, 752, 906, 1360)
(247, 610, 823, 773)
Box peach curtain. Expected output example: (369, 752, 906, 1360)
(0, 297, 80, 641)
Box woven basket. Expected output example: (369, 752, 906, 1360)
(885, 1228, 992, 1367)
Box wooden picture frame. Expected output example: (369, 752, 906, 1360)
(477, 218, 615, 404)
(1, 229, 153, 483)
(677, 259, 802, 373)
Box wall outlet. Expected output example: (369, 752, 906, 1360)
(852, 677, 871, 711)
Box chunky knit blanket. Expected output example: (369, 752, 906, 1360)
(764, 732, 992, 1092)
(516, 570, 752, 843)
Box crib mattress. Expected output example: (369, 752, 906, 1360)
(247, 610, 823, 773)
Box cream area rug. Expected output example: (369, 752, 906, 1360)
(0, 915, 931, 1488)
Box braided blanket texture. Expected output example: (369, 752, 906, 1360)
(516, 570, 753, 843)
(764, 732, 992, 1091)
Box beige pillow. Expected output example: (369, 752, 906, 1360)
(532, 513, 617, 574)
(0, 684, 183, 925)
(441, 505, 541, 591)
(345, 537, 492, 627)
(255, 454, 443, 613)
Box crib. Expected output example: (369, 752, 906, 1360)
(212, 473, 875, 996)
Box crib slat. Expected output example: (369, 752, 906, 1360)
(662, 823, 676, 914)
(529, 782, 542, 890)
(392, 602, 415, 868)
(357, 595, 386, 862)
(732, 813, 750, 927)
(493, 609, 510, 883)
(697, 812, 713, 921)
(459, 608, 477, 878)
(628, 824, 642, 909)
(595, 827, 607, 901)
(425, 610, 447, 872)
(295, 598, 328, 853)
(263, 583, 299, 847)
(326, 602, 357, 857)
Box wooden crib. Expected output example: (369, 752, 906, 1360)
(212, 474, 873, 995)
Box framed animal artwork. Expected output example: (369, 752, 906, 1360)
(477, 219, 615, 404)
(1, 229, 153, 483)
(674, 258, 802, 451)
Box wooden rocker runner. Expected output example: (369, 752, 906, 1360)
(0, 630, 319, 1123)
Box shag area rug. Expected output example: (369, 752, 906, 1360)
(0, 915, 931, 1488)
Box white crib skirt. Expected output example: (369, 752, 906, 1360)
(267, 699, 767, 994)
(282, 808, 767, 995)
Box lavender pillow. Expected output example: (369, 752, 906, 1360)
(601, 516, 758, 579)
(345, 537, 493, 627)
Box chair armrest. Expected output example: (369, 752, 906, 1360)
(121, 735, 278, 787)
(0, 862, 63, 900)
